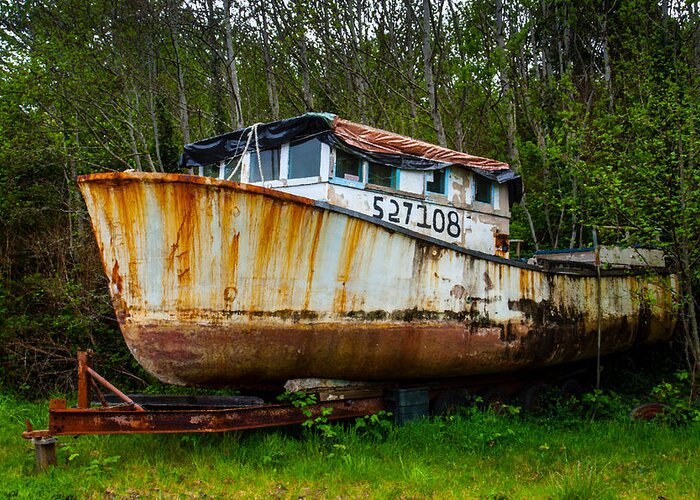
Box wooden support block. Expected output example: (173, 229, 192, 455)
(33, 437, 57, 470)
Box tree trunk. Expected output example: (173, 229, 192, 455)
(677, 136, 700, 397)
(206, 0, 227, 133)
(348, 2, 367, 123)
(497, 0, 538, 250)
(496, 0, 518, 162)
(569, 176, 578, 248)
(65, 113, 83, 264)
(692, 2, 700, 75)
(131, 89, 156, 172)
(169, 10, 190, 145)
(146, 39, 163, 171)
(299, 36, 314, 111)
(540, 0, 552, 79)
(126, 94, 143, 171)
(419, 0, 446, 146)
(601, 15, 613, 111)
(258, 0, 279, 120)
(404, 5, 419, 137)
(453, 114, 464, 152)
(224, 0, 244, 127)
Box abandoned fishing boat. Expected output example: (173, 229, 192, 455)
(78, 113, 677, 387)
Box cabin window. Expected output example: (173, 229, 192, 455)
(288, 137, 322, 179)
(249, 148, 280, 182)
(474, 175, 492, 204)
(426, 168, 447, 195)
(335, 149, 363, 182)
(223, 156, 242, 182)
(368, 162, 397, 188)
(202, 165, 220, 178)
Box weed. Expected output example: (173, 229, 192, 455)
(179, 433, 203, 448)
(353, 410, 393, 440)
(581, 389, 626, 421)
(649, 372, 700, 426)
(142, 384, 240, 396)
(58, 442, 80, 464)
(256, 432, 288, 469)
(500, 403, 522, 418)
(552, 461, 613, 499)
(278, 391, 337, 439)
(301, 406, 337, 439)
(277, 390, 317, 408)
(3, 393, 700, 497)
(446, 400, 522, 451)
(260, 449, 285, 467)
(477, 427, 516, 449)
(85, 454, 121, 475)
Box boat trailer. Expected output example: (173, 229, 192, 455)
(21, 351, 391, 469)
(22, 351, 596, 469)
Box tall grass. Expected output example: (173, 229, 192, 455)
(2, 393, 699, 498)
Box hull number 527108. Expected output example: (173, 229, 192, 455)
(372, 195, 461, 238)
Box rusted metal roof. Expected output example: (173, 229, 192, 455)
(333, 116, 509, 170)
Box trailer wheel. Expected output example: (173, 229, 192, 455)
(630, 402, 669, 420)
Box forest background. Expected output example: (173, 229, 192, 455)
(0, 0, 699, 395)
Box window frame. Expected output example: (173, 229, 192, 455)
(366, 161, 399, 189)
(222, 156, 244, 182)
(284, 139, 329, 186)
(331, 148, 366, 188)
(473, 174, 493, 205)
(425, 167, 448, 196)
(248, 147, 283, 185)
(238, 141, 330, 187)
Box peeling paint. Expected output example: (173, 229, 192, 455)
(78, 172, 678, 387)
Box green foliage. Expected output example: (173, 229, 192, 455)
(1, 0, 699, 397)
(301, 406, 337, 439)
(58, 442, 81, 463)
(649, 372, 700, 426)
(552, 461, 614, 500)
(0, 272, 141, 396)
(258, 433, 288, 469)
(581, 389, 627, 422)
(3, 393, 700, 497)
(84, 454, 122, 475)
(353, 410, 394, 441)
(277, 391, 336, 439)
(277, 390, 317, 408)
(454, 400, 522, 450)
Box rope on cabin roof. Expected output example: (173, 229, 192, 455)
(224, 126, 330, 183)
(252, 123, 264, 184)
(225, 122, 265, 183)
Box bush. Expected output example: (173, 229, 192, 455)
(0, 273, 142, 397)
(648, 372, 700, 426)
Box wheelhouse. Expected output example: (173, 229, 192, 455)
(182, 113, 521, 257)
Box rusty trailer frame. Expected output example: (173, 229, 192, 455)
(20, 351, 598, 469)
(22, 352, 387, 468)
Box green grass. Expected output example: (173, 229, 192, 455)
(2, 394, 699, 498)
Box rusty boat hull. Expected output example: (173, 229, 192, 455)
(78, 172, 677, 387)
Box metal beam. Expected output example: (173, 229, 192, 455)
(23, 397, 385, 438)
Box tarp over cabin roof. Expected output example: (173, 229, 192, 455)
(179, 113, 522, 201)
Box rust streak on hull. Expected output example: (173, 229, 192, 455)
(78, 172, 678, 387)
